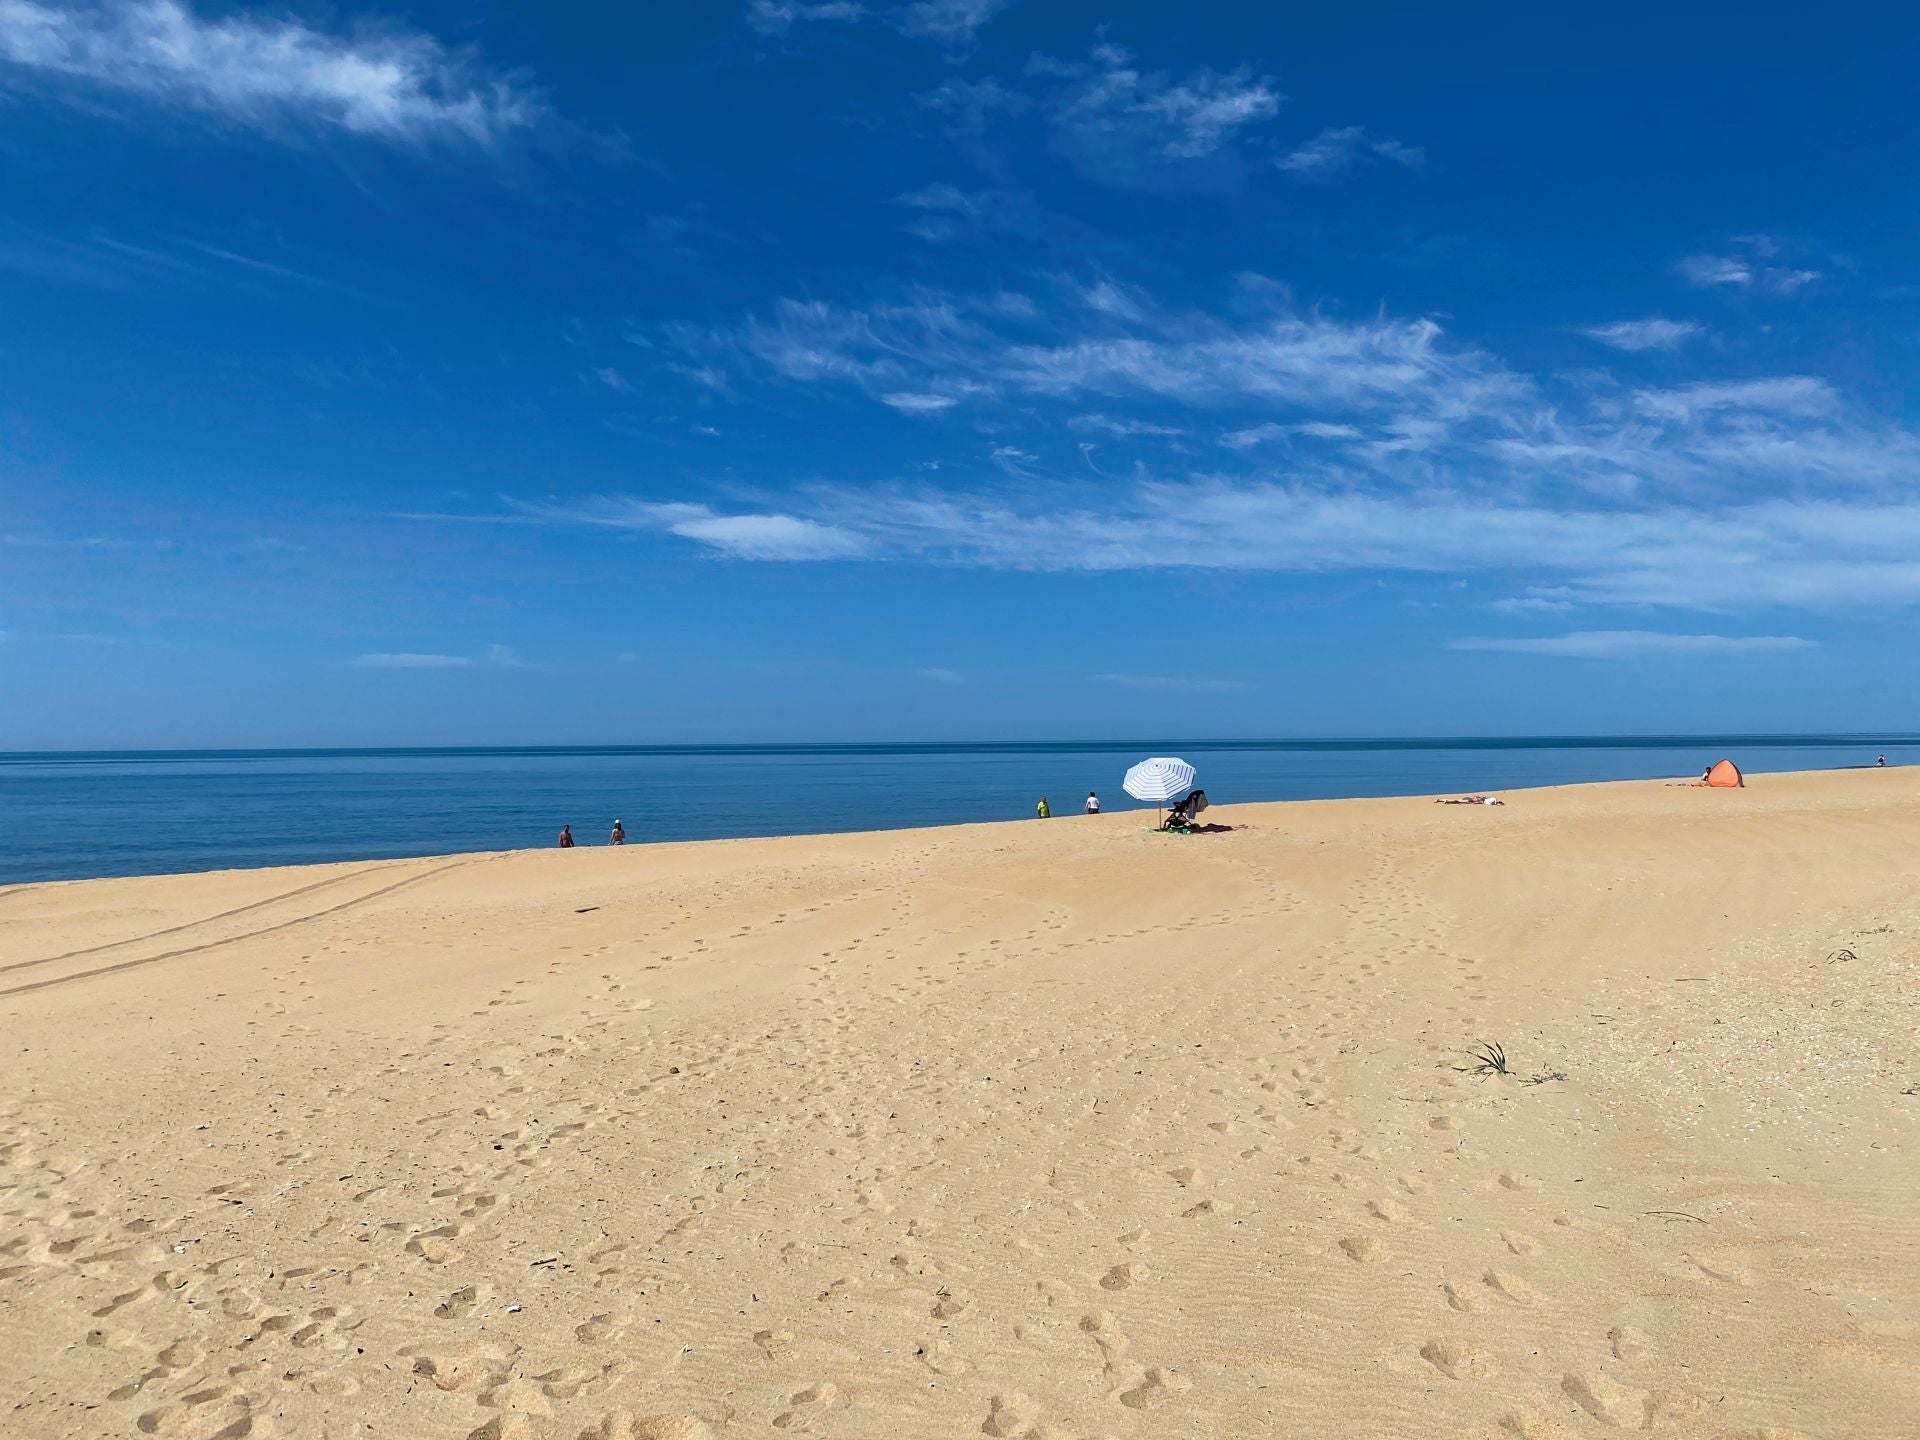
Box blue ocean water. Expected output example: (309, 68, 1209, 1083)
(0, 736, 1912, 886)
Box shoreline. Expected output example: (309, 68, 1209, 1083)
(3, 760, 1904, 898)
(1, 760, 1904, 894)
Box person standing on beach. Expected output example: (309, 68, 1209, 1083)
(1085, 792, 1100, 814)
(1036, 797, 1051, 819)
(609, 819, 626, 845)
(558, 824, 575, 848)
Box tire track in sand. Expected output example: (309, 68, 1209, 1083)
(0, 864, 394, 977)
(0, 859, 481, 999)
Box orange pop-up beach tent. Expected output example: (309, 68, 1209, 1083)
(1699, 759, 1744, 788)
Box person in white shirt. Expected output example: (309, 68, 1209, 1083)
(1084, 792, 1100, 814)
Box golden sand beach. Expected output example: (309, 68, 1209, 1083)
(2, 769, 1917, 1439)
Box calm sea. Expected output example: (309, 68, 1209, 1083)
(0, 736, 1912, 886)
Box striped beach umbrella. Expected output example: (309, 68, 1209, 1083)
(1124, 756, 1196, 824)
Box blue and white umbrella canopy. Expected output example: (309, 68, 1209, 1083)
(1123, 756, 1196, 805)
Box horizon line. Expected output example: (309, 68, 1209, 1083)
(2, 731, 1915, 762)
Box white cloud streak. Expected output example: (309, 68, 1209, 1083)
(513, 496, 867, 561)
(1449, 631, 1814, 658)
(355, 652, 472, 668)
(1032, 42, 1281, 179)
(746, 0, 1003, 46)
(479, 485, 1920, 612)
(881, 391, 962, 414)
(1069, 413, 1183, 437)
(0, 0, 541, 145)
(584, 272, 1920, 613)
(1676, 236, 1821, 295)
(745, 1, 865, 36)
(1220, 422, 1289, 450)
(892, 0, 1004, 43)
(721, 280, 1916, 498)
(1580, 318, 1702, 352)
(893, 182, 979, 212)
(354, 645, 527, 669)
(726, 288, 1529, 437)
(1095, 671, 1244, 692)
(1276, 124, 1422, 175)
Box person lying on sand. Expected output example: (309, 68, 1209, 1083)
(1435, 795, 1504, 805)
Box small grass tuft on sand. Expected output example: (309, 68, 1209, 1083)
(1465, 1041, 1510, 1077)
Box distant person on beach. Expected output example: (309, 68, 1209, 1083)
(609, 819, 626, 845)
(1878, 755, 1888, 767)
(1036, 797, 1051, 819)
(558, 824, 575, 848)
(1085, 792, 1100, 814)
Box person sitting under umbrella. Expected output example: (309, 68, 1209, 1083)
(1164, 789, 1208, 831)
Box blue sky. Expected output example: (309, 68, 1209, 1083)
(3, 1, 1918, 747)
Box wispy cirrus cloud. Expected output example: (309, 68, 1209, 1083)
(1490, 594, 1577, 616)
(355, 652, 472, 669)
(881, 391, 963, 414)
(1219, 422, 1289, 450)
(0, 0, 542, 146)
(1276, 124, 1422, 176)
(722, 285, 1525, 434)
(354, 644, 526, 669)
(3, 530, 139, 548)
(1579, 317, 1702, 352)
(522, 265, 1920, 613)
(0, 627, 120, 645)
(460, 482, 1920, 613)
(894, 182, 979, 213)
(892, 0, 1005, 43)
(663, 361, 734, 399)
(1675, 235, 1820, 295)
(1068, 413, 1183, 438)
(1027, 42, 1281, 181)
(917, 74, 1027, 137)
(357, 641, 526, 672)
(678, 269, 1920, 510)
(1449, 631, 1814, 658)
(1095, 671, 1243, 692)
(1631, 375, 1833, 420)
(891, 181, 1009, 241)
(1219, 421, 1363, 449)
(510, 496, 867, 561)
(0, 221, 343, 295)
(745, 0, 864, 35)
(746, 0, 1004, 48)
